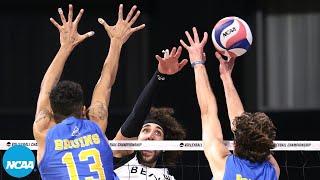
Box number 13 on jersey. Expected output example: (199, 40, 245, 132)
(62, 148, 106, 180)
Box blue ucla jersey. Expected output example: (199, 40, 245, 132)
(221, 155, 277, 180)
(39, 116, 119, 180)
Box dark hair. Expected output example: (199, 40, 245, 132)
(49, 80, 84, 119)
(233, 112, 276, 163)
(146, 107, 186, 166)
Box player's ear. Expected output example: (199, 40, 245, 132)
(81, 106, 86, 118)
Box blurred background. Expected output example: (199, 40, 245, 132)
(1, 0, 320, 179)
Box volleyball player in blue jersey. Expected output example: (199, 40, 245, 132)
(33, 4, 145, 179)
(181, 27, 280, 180)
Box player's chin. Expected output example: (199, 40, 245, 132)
(141, 150, 158, 162)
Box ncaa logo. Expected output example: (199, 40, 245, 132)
(2, 145, 35, 178)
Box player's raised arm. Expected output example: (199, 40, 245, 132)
(88, 4, 145, 133)
(113, 47, 187, 157)
(215, 52, 244, 131)
(34, 4, 94, 143)
(180, 27, 230, 177)
(216, 52, 280, 178)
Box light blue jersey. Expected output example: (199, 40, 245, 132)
(39, 116, 119, 180)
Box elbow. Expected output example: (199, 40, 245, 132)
(202, 131, 219, 148)
(203, 131, 223, 144)
(202, 136, 216, 160)
(202, 138, 212, 152)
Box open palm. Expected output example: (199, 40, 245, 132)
(98, 4, 145, 46)
(155, 46, 188, 75)
(50, 4, 94, 48)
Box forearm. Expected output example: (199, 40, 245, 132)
(194, 65, 223, 141)
(41, 46, 72, 87)
(36, 45, 73, 113)
(220, 74, 244, 129)
(34, 45, 72, 136)
(91, 40, 122, 106)
(120, 71, 165, 138)
(194, 65, 217, 115)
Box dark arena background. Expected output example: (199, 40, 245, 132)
(1, 0, 320, 179)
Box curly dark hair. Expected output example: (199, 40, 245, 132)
(49, 80, 84, 119)
(146, 107, 186, 166)
(233, 112, 276, 163)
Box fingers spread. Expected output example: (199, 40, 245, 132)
(98, 18, 110, 29)
(185, 31, 194, 45)
(86, 31, 95, 37)
(125, 5, 137, 22)
(58, 8, 67, 24)
(118, 4, 123, 20)
(50, 18, 61, 30)
(170, 47, 177, 57)
(174, 46, 182, 58)
(129, 10, 141, 26)
(178, 59, 188, 71)
(74, 9, 84, 25)
(131, 24, 145, 33)
(68, 4, 73, 22)
(192, 27, 200, 43)
(155, 55, 163, 62)
(201, 32, 208, 46)
(180, 39, 189, 49)
(80, 31, 95, 42)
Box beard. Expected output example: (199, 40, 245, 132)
(137, 150, 161, 167)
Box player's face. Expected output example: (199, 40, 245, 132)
(137, 123, 164, 165)
(138, 123, 164, 141)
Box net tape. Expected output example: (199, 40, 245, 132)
(1, 140, 319, 151)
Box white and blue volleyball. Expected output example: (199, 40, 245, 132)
(212, 16, 252, 58)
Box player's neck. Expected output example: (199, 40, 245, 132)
(140, 161, 157, 168)
(53, 114, 81, 123)
(53, 114, 67, 123)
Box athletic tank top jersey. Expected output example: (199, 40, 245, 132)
(114, 155, 175, 180)
(216, 154, 277, 180)
(39, 116, 119, 180)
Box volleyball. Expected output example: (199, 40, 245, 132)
(211, 16, 253, 58)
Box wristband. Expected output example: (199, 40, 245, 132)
(191, 60, 205, 68)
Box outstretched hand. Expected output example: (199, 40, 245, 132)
(50, 4, 94, 48)
(180, 27, 208, 63)
(155, 46, 188, 75)
(215, 51, 236, 77)
(98, 4, 145, 45)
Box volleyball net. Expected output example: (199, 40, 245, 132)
(1, 140, 320, 151)
(1, 140, 320, 179)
